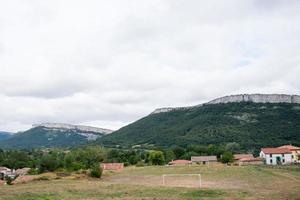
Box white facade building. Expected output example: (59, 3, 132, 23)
(260, 148, 292, 165)
(278, 145, 300, 163)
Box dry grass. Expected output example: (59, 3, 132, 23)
(0, 165, 299, 200)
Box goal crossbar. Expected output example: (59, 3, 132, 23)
(162, 174, 202, 188)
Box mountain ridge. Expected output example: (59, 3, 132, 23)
(0, 123, 114, 149)
(100, 94, 300, 151)
(152, 94, 300, 114)
(0, 131, 13, 141)
(33, 123, 114, 134)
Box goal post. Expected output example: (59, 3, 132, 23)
(162, 174, 202, 188)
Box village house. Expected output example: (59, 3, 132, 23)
(0, 167, 16, 180)
(233, 154, 263, 165)
(191, 156, 218, 165)
(168, 160, 192, 166)
(278, 145, 300, 163)
(260, 148, 292, 165)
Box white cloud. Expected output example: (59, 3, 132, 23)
(0, 0, 299, 132)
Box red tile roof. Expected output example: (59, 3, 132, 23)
(240, 157, 263, 162)
(169, 160, 192, 165)
(278, 145, 300, 151)
(261, 148, 291, 154)
(234, 154, 254, 160)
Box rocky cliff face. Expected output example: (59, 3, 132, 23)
(207, 94, 300, 104)
(152, 94, 300, 114)
(33, 123, 114, 134)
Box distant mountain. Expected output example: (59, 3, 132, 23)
(0, 131, 12, 141)
(99, 94, 300, 151)
(0, 123, 113, 149)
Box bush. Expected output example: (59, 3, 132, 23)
(4, 176, 14, 185)
(28, 168, 39, 175)
(136, 161, 145, 167)
(148, 151, 165, 165)
(220, 151, 234, 164)
(90, 164, 103, 178)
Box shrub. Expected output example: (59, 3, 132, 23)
(4, 176, 14, 185)
(28, 168, 39, 175)
(148, 151, 165, 165)
(136, 161, 145, 167)
(90, 164, 103, 178)
(220, 151, 234, 164)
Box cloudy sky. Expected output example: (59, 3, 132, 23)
(0, 0, 300, 132)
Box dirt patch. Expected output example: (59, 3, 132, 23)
(102, 174, 250, 189)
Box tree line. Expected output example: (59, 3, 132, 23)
(0, 143, 238, 175)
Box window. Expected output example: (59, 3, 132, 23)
(292, 155, 294, 159)
(282, 159, 285, 163)
(270, 159, 273, 164)
(270, 154, 272, 157)
(282, 154, 284, 157)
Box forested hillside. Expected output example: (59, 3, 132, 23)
(0, 125, 110, 149)
(0, 131, 12, 140)
(99, 102, 300, 151)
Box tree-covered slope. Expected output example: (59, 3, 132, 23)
(0, 131, 12, 141)
(0, 125, 111, 149)
(99, 102, 300, 151)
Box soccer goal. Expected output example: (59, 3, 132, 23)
(162, 174, 202, 188)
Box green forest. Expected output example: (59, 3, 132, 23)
(99, 102, 300, 152)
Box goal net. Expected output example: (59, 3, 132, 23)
(162, 174, 202, 188)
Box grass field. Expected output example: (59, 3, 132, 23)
(0, 165, 300, 200)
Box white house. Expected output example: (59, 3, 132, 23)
(0, 167, 12, 179)
(260, 148, 292, 165)
(278, 145, 300, 163)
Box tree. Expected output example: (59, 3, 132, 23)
(225, 142, 241, 153)
(73, 146, 106, 169)
(172, 147, 185, 159)
(90, 164, 103, 178)
(221, 151, 234, 164)
(164, 150, 175, 163)
(39, 154, 60, 172)
(181, 151, 198, 160)
(148, 151, 165, 165)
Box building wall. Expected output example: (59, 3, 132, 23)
(260, 152, 292, 165)
(102, 163, 124, 170)
(291, 150, 300, 162)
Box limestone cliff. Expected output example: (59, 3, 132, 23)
(152, 94, 300, 114)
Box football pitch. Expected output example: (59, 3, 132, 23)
(0, 165, 300, 200)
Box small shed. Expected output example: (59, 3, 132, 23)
(101, 163, 124, 171)
(191, 156, 218, 165)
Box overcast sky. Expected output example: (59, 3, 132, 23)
(0, 0, 300, 132)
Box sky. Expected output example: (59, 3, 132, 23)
(0, 0, 300, 132)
